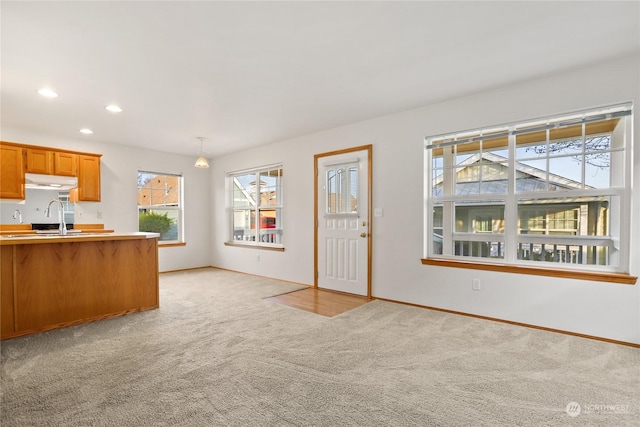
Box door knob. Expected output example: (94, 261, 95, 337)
(360, 232, 367, 238)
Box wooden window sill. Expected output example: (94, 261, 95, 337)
(224, 241, 285, 252)
(159, 242, 186, 248)
(421, 258, 637, 285)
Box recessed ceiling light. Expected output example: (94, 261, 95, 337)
(37, 88, 59, 98)
(106, 104, 122, 113)
(80, 128, 93, 134)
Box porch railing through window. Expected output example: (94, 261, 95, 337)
(517, 242, 609, 265)
(445, 236, 614, 266)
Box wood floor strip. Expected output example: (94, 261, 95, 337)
(266, 288, 371, 317)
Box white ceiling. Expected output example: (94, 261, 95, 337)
(2, 1, 638, 158)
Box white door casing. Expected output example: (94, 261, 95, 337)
(315, 146, 371, 296)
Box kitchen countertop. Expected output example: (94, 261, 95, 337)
(0, 232, 160, 245)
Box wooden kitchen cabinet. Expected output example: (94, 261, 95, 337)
(1, 141, 101, 202)
(1, 246, 15, 337)
(1, 235, 159, 340)
(53, 151, 77, 175)
(25, 147, 53, 174)
(0, 144, 25, 199)
(72, 154, 101, 201)
(26, 148, 77, 176)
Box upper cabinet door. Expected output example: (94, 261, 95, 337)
(53, 152, 77, 176)
(0, 145, 25, 199)
(25, 148, 53, 174)
(76, 154, 101, 201)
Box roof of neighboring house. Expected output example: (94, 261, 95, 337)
(433, 152, 587, 197)
(138, 175, 180, 207)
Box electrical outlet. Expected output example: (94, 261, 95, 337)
(472, 278, 481, 291)
(256, 254, 260, 262)
(97, 211, 103, 219)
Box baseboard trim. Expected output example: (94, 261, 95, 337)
(213, 266, 313, 288)
(373, 296, 640, 348)
(169, 265, 314, 289)
(159, 266, 213, 274)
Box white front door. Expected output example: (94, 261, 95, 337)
(315, 146, 371, 296)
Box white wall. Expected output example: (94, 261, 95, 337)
(0, 130, 212, 272)
(210, 54, 640, 344)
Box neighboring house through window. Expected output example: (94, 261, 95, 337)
(58, 191, 74, 225)
(229, 165, 283, 247)
(137, 171, 183, 243)
(425, 104, 632, 273)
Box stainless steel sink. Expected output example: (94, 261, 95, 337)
(36, 230, 82, 235)
(3, 233, 100, 238)
(2, 232, 114, 239)
(3, 234, 58, 238)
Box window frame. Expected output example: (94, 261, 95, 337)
(137, 170, 184, 245)
(423, 104, 635, 282)
(226, 164, 284, 250)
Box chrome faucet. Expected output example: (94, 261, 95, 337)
(12, 209, 22, 224)
(45, 199, 67, 235)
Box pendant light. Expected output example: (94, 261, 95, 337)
(194, 137, 209, 168)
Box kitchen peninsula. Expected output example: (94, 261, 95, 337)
(0, 232, 159, 340)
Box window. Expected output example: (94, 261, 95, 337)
(229, 165, 283, 247)
(326, 165, 358, 214)
(425, 104, 632, 274)
(137, 171, 183, 243)
(58, 191, 74, 225)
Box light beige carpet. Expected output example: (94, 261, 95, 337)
(1, 268, 638, 426)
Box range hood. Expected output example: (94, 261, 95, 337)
(25, 173, 78, 191)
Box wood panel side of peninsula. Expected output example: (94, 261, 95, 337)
(0, 235, 159, 340)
